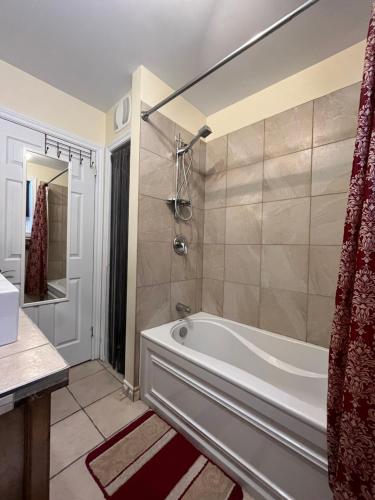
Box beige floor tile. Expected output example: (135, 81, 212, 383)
(99, 360, 124, 383)
(69, 360, 104, 384)
(85, 389, 149, 438)
(69, 370, 122, 407)
(50, 456, 104, 500)
(51, 387, 80, 425)
(50, 411, 103, 477)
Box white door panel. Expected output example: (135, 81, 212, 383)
(0, 118, 95, 365)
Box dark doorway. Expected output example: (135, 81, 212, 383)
(108, 141, 130, 374)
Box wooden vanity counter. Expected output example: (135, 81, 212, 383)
(0, 310, 68, 500)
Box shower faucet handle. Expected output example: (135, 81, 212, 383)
(173, 235, 188, 255)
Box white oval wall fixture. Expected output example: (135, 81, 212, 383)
(114, 95, 131, 132)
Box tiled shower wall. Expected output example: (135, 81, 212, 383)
(202, 82, 361, 348)
(48, 184, 68, 281)
(135, 104, 205, 381)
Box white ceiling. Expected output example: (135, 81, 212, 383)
(0, 0, 371, 114)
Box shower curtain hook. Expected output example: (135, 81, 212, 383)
(57, 142, 61, 158)
(68, 146, 72, 161)
(79, 151, 83, 165)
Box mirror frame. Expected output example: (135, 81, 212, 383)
(21, 148, 72, 308)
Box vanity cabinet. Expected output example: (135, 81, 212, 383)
(0, 311, 68, 500)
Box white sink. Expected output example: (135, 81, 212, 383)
(0, 273, 19, 346)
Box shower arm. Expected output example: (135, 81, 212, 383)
(141, 0, 320, 122)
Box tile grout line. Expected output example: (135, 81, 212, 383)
(221, 134, 229, 316)
(65, 385, 107, 440)
(258, 120, 266, 329)
(49, 440, 105, 481)
(69, 366, 106, 385)
(305, 100, 315, 343)
(66, 382, 123, 418)
(50, 403, 150, 482)
(203, 189, 349, 212)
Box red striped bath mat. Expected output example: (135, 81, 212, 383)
(86, 410, 243, 499)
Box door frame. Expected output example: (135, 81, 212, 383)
(100, 133, 131, 363)
(0, 105, 104, 360)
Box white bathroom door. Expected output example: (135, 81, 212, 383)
(0, 118, 96, 366)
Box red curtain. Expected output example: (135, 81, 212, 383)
(327, 6, 375, 499)
(25, 183, 48, 298)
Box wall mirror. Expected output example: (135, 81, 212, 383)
(21, 151, 70, 306)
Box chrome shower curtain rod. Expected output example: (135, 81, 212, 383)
(46, 168, 69, 186)
(141, 0, 320, 121)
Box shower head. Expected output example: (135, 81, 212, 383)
(197, 125, 212, 139)
(178, 125, 212, 155)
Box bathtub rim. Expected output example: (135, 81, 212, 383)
(141, 312, 328, 433)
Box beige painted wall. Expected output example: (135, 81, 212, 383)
(138, 66, 206, 134)
(27, 162, 68, 187)
(207, 41, 366, 140)
(0, 59, 105, 145)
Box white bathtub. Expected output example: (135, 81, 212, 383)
(140, 313, 331, 500)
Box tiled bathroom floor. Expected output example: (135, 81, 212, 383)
(49, 360, 148, 500)
(50, 359, 253, 500)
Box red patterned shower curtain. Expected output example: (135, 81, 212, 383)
(25, 183, 48, 298)
(327, 6, 375, 499)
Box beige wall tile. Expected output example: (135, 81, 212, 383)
(263, 150, 311, 202)
(309, 246, 341, 296)
(136, 283, 171, 331)
(225, 204, 262, 244)
(311, 138, 354, 196)
(259, 288, 307, 341)
(313, 83, 360, 147)
(205, 135, 227, 175)
(307, 295, 335, 348)
(191, 172, 205, 209)
(224, 245, 261, 285)
(226, 162, 263, 206)
(310, 193, 347, 245)
(202, 278, 223, 316)
(137, 241, 171, 286)
(223, 282, 259, 326)
(261, 245, 308, 293)
(265, 102, 313, 159)
(227, 121, 264, 169)
(196, 243, 203, 278)
(262, 197, 310, 244)
(203, 244, 225, 280)
(171, 242, 198, 281)
(139, 148, 174, 200)
(174, 209, 204, 243)
(205, 172, 226, 209)
(171, 280, 198, 319)
(138, 195, 171, 242)
(140, 105, 175, 160)
(204, 208, 226, 244)
(199, 141, 206, 175)
(196, 278, 203, 311)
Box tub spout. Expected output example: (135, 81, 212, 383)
(176, 303, 191, 314)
